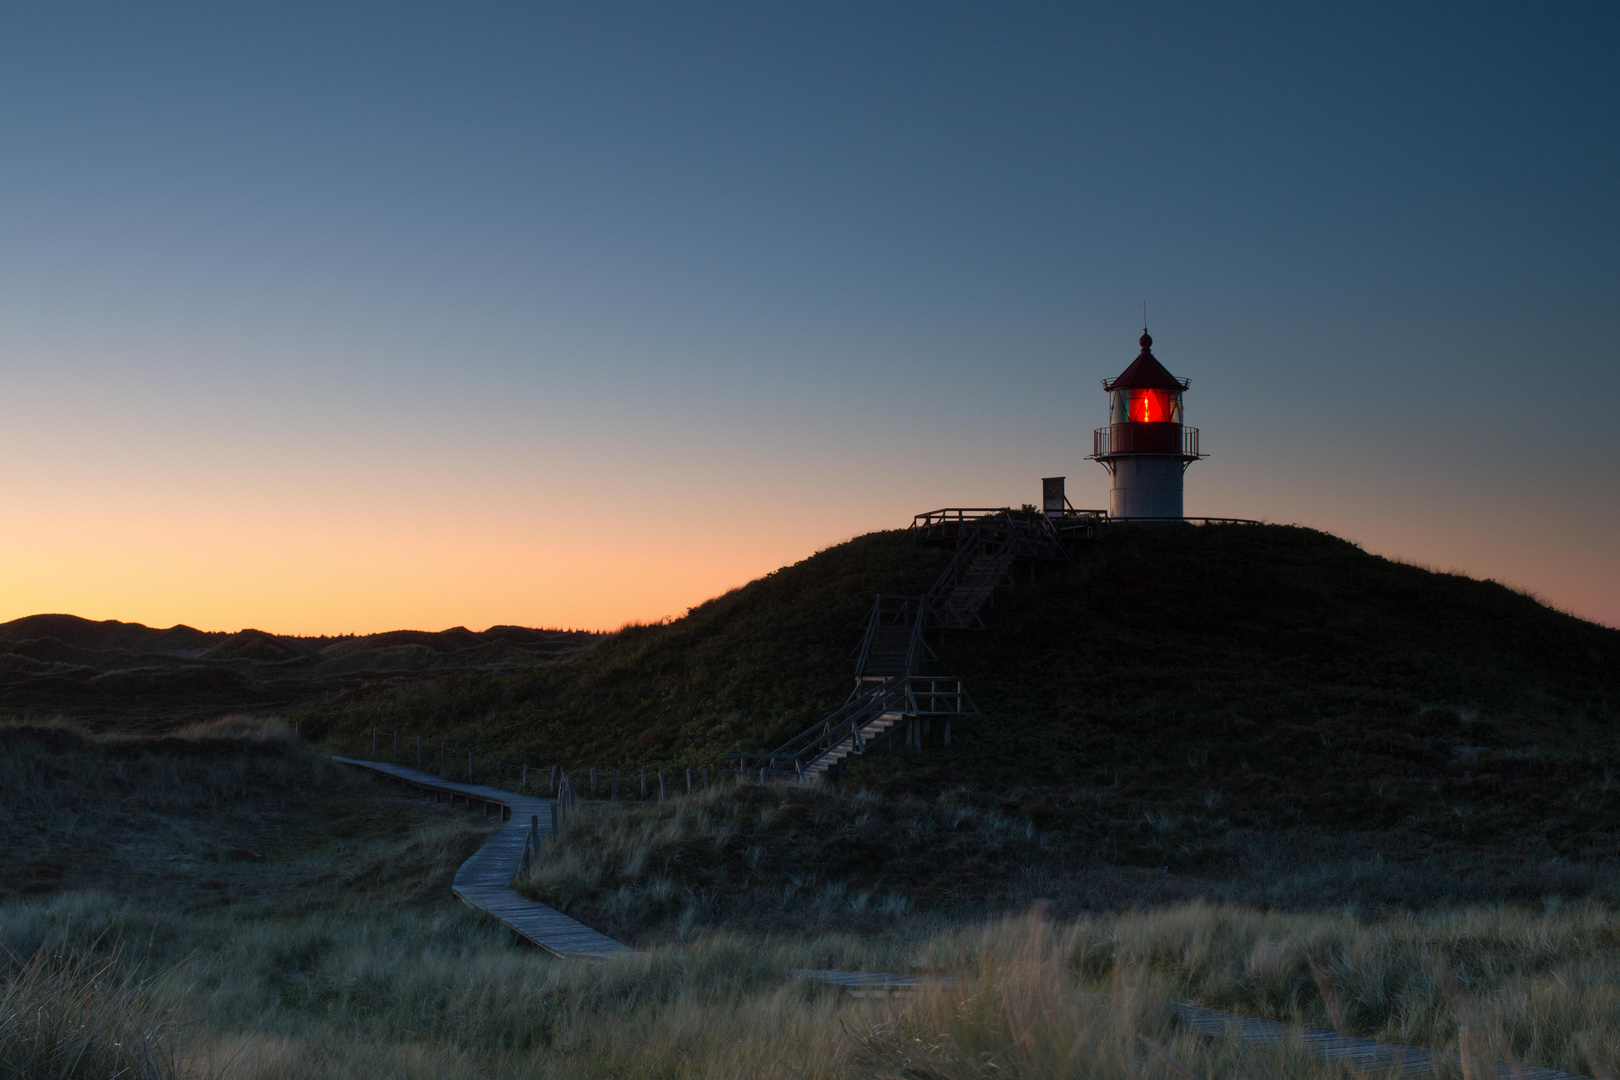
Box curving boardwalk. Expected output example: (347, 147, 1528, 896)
(335, 757, 1584, 1079)
(333, 757, 631, 958)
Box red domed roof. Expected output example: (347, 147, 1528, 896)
(1103, 332, 1189, 392)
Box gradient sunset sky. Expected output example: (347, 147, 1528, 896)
(2, 2, 1616, 634)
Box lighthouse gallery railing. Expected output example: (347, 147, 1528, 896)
(1091, 424, 1200, 459)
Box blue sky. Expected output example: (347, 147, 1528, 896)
(2, 2, 1616, 631)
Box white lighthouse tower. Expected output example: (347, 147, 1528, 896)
(1089, 329, 1203, 520)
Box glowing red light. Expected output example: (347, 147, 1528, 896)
(1129, 389, 1175, 423)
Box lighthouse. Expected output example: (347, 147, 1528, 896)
(1089, 329, 1203, 520)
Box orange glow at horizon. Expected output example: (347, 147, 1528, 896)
(0, 457, 897, 636)
(3, 476, 1616, 635)
(2, 531, 798, 637)
(0, 501, 845, 636)
(2, 380, 1615, 636)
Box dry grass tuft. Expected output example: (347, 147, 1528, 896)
(0, 944, 201, 1080)
(515, 780, 1054, 940)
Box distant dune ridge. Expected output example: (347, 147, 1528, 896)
(0, 613, 599, 722)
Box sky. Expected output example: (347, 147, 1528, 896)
(1, 1, 1616, 634)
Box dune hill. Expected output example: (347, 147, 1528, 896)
(12, 523, 1620, 892)
(0, 615, 598, 722)
(304, 524, 1620, 886)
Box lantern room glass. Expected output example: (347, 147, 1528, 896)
(1109, 389, 1182, 425)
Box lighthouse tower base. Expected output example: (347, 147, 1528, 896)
(1109, 457, 1184, 520)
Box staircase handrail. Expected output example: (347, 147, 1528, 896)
(1009, 511, 1070, 561)
(768, 675, 909, 762)
(851, 595, 884, 677)
(905, 598, 932, 675)
(920, 517, 1015, 625)
(923, 519, 997, 600)
(853, 594, 927, 678)
(733, 675, 979, 780)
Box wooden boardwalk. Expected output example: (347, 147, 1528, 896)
(1178, 1004, 1584, 1080)
(332, 757, 631, 958)
(332, 758, 1584, 1078)
(793, 975, 1587, 1079)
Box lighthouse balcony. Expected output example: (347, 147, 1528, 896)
(1090, 423, 1202, 460)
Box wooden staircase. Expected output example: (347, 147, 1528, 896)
(852, 511, 1066, 677)
(922, 511, 1067, 630)
(852, 596, 931, 683)
(928, 543, 1017, 630)
(798, 711, 904, 780)
(731, 676, 976, 783)
(733, 509, 1074, 783)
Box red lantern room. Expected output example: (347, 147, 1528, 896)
(1089, 330, 1203, 519)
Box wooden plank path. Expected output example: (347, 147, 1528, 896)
(331, 758, 1585, 1078)
(1178, 1004, 1586, 1080)
(332, 757, 632, 958)
(794, 975, 1587, 1079)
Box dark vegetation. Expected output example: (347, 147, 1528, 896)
(301, 530, 954, 760)
(0, 615, 596, 725)
(11, 524, 1620, 915)
(306, 523, 1620, 910)
(8, 723, 1620, 1078)
(0, 944, 190, 1080)
(0, 718, 491, 906)
(5, 526, 1620, 1076)
(516, 782, 1065, 941)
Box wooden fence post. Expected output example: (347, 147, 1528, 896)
(658, 772, 666, 800)
(521, 814, 539, 873)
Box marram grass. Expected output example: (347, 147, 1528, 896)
(6, 718, 1620, 1079)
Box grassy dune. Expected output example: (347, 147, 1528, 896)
(301, 526, 1620, 886)
(5, 722, 1620, 1078)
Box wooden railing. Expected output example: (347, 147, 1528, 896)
(911, 507, 1025, 529)
(342, 728, 725, 802)
(727, 675, 978, 780)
